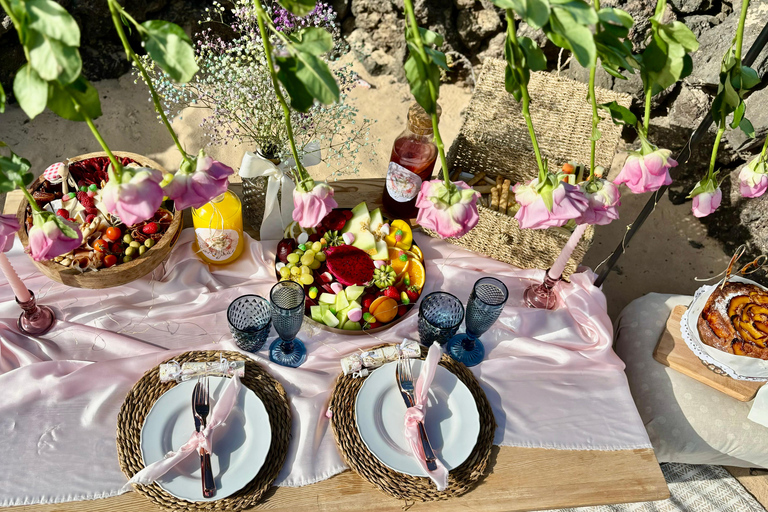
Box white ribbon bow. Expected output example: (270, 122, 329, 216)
(239, 141, 322, 240)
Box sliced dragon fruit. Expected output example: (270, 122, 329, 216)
(325, 245, 376, 287)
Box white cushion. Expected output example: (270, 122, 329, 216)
(616, 293, 768, 468)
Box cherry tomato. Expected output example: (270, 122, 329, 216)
(103, 254, 118, 267)
(110, 242, 122, 253)
(93, 239, 108, 253)
(104, 227, 121, 241)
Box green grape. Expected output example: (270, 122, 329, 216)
(309, 260, 321, 270)
(311, 241, 322, 253)
(280, 267, 291, 278)
(299, 274, 314, 285)
(303, 249, 315, 260)
(300, 254, 314, 266)
(286, 262, 296, 269)
(290, 266, 301, 276)
(286, 253, 300, 264)
(315, 252, 326, 262)
(300, 265, 311, 275)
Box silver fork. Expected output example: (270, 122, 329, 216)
(193, 376, 215, 498)
(396, 357, 438, 471)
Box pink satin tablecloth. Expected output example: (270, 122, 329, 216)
(0, 231, 651, 506)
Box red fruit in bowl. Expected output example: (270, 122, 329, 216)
(343, 210, 354, 220)
(276, 238, 297, 263)
(56, 208, 69, 219)
(142, 222, 159, 234)
(308, 233, 320, 242)
(321, 210, 347, 231)
(383, 286, 400, 300)
(406, 286, 420, 303)
(361, 294, 375, 310)
(367, 321, 382, 330)
(397, 305, 408, 317)
(325, 245, 376, 286)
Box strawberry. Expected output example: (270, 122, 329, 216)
(397, 305, 407, 317)
(142, 222, 159, 234)
(406, 286, 420, 303)
(367, 321, 382, 329)
(56, 208, 69, 219)
(361, 294, 375, 310)
(383, 286, 399, 300)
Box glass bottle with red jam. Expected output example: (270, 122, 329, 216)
(382, 102, 441, 219)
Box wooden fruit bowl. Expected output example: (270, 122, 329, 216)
(16, 151, 183, 289)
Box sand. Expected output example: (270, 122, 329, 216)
(0, 60, 729, 319)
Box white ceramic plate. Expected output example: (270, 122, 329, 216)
(682, 276, 768, 380)
(355, 360, 480, 477)
(140, 376, 271, 502)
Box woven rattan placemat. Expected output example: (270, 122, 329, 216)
(329, 346, 496, 501)
(116, 350, 291, 511)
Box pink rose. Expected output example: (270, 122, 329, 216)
(513, 177, 589, 230)
(163, 150, 234, 210)
(28, 212, 83, 261)
(415, 180, 480, 238)
(615, 149, 677, 194)
(0, 214, 20, 253)
(739, 156, 768, 198)
(101, 166, 165, 226)
(690, 178, 722, 218)
(293, 182, 338, 228)
(576, 178, 621, 225)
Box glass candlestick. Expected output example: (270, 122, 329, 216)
(16, 290, 55, 335)
(523, 269, 559, 310)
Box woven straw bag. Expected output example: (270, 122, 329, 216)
(422, 58, 631, 277)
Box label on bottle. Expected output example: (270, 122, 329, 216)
(386, 162, 423, 202)
(195, 228, 239, 262)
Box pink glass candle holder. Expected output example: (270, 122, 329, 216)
(523, 269, 559, 310)
(16, 290, 56, 336)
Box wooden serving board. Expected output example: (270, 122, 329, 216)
(653, 305, 766, 402)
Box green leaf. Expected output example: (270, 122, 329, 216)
(741, 66, 761, 90)
(658, 21, 698, 52)
(418, 27, 444, 47)
(548, 6, 596, 67)
(598, 7, 633, 28)
(551, 0, 597, 25)
(291, 49, 340, 105)
(519, 37, 546, 71)
(27, 29, 82, 84)
(278, 0, 316, 16)
(290, 27, 333, 55)
(590, 126, 602, 142)
(599, 101, 637, 126)
(739, 117, 755, 138)
(731, 101, 745, 128)
(52, 214, 78, 239)
(13, 63, 48, 120)
(25, 0, 80, 47)
(723, 74, 740, 108)
(275, 55, 315, 112)
(141, 20, 199, 83)
(46, 76, 102, 121)
(0, 82, 5, 113)
(425, 47, 450, 70)
(404, 53, 439, 114)
(504, 64, 523, 101)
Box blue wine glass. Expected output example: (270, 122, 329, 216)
(268, 281, 307, 367)
(446, 277, 508, 367)
(418, 292, 465, 347)
(227, 295, 272, 352)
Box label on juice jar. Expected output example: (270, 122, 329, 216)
(386, 162, 423, 202)
(195, 228, 240, 262)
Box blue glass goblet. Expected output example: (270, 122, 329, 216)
(269, 281, 307, 367)
(418, 292, 465, 347)
(446, 277, 508, 367)
(227, 295, 272, 352)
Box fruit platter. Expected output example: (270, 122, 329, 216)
(16, 151, 183, 289)
(275, 202, 426, 334)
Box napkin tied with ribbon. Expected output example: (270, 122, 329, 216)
(122, 375, 243, 491)
(403, 342, 449, 491)
(239, 141, 321, 240)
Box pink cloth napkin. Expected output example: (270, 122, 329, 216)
(403, 342, 448, 490)
(122, 374, 243, 490)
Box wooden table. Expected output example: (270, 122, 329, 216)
(4, 178, 669, 511)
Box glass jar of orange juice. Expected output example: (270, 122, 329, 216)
(192, 191, 245, 264)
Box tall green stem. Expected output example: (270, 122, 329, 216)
(0, 0, 21, 37)
(107, 0, 187, 161)
(253, 0, 308, 190)
(708, 125, 725, 177)
(586, 0, 602, 179)
(403, 0, 451, 188)
(507, 10, 546, 181)
(83, 114, 123, 178)
(20, 187, 42, 212)
(761, 133, 768, 160)
(735, 0, 750, 61)
(643, 87, 652, 137)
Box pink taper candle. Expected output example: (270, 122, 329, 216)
(0, 253, 32, 302)
(549, 223, 588, 280)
